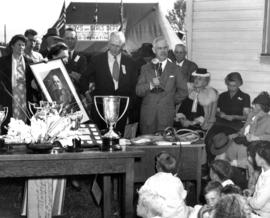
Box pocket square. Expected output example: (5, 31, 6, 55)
(74, 55, 80, 62)
(169, 75, 175, 78)
(121, 65, 126, 75)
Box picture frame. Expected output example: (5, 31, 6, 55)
(30, 59, 89, 123)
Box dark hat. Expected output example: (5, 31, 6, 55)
(210, 133, 230, 156)
(44, 28, 59, 38)
(253, 91, 270, 108)
(9, 34, 27, 46)
(47, 42, 68, 59)
(140, 43, 155, 58)
(192, 68, 210, 77)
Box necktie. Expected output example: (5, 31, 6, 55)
(68, 51, 72, 62)
(157, 63, 162, 77)
(112, 56, 120, 81)
(13, 58, 27, 121)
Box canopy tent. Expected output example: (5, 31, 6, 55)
(66, 2, 181, 54)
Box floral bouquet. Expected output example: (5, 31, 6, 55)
(4, 101, 82, 145)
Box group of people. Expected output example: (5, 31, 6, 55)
(0, 27, 87, 132)
(137, 141, 270, 218)
(1, 26, 270, 217)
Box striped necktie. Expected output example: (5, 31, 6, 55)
(12, 58, 27, 121)
(112, 56, 120, 81)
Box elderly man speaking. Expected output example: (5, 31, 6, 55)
(136, 36, 188, 134)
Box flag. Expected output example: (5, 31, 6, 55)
(52, 1, 66, 34)
(118, 0, 124, 31)
(93, 3, 98, 23)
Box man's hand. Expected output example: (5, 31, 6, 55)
(152, 77, 160, 87)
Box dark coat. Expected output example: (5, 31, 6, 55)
(66, 51, 87, 93)
(0, 55, 38, 132)
(179, 59, 198, 82)
(80, 51, 138, 134)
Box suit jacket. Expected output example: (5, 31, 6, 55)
(66, 51, 87, 93)
(0, 55, 38, 132)
(136, 60, 188, 134)
(178, 59, 198, 82)
(80, 51, 138, 133)
(81, 51, 137, 98)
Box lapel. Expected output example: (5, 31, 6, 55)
(181, 59, 188, 71)
(118, 54, 125, 87)
(71, 51, 79, 63)
(1, 55, 12, 91)
(104, 52, 116, 90)
(159, 60, 171, 86)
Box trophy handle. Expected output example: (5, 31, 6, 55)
(3, 107, 8, 122)
(117, 96, 129, 122)
(94, 96, 107, 123)
(28, 102, 37, 117)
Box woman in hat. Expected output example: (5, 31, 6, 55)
(175, 68, 218, 131)
(216, 91, 270, 168)
(205, 72, 251, 162)
(0, 34, 40, 132)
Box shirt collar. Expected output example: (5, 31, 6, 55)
(176, 60, 184, 67)
(159, 58, 167, 71)
(108, 51, 121, 63)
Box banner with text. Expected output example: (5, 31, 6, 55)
(66, 24, 120, 41)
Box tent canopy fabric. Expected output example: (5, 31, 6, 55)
(66, 2, 181, 54)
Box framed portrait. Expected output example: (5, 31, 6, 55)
(30, 59, 89, 123)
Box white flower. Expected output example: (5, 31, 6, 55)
(151, 58, 159, 65)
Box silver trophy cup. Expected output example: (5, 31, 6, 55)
(94, 96, 129, 139)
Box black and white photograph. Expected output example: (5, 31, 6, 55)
(0, 0, 270, 218)
(30, 58, 89, 122)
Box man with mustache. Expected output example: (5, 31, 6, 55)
(136, 36, 188, 134)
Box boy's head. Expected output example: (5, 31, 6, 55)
(210, 160, 232, 182)
(155, 152, 177, 174)
(204, 181, 222, 208)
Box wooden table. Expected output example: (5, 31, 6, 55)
(130, 143, 205, 202)
(0, 146, 143, 218)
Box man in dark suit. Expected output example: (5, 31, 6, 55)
(64, 27, 87, 94)
(174, 44, 198, 82)
(80, 31, 138, 135)
(0, 34, 39, 133)
(136, 37, 188, 134)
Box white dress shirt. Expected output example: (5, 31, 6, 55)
(108, 51, 121, 90)
(176, 60, 184, 67)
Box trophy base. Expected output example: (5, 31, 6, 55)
(101, 137, 120, 151)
